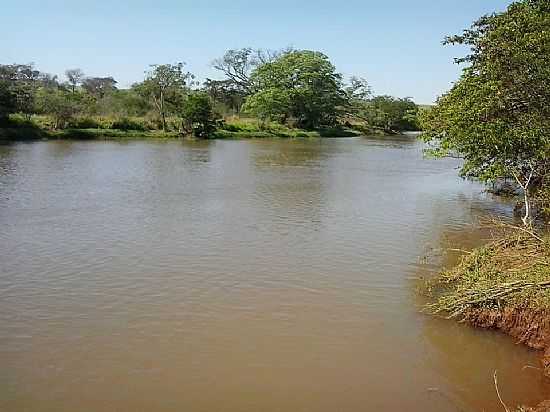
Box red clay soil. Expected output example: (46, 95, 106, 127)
(528, 400, 550, 412)
(463, 307, 550, 376)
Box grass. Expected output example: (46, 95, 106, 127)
(0, 127, 179, 140)
(1, 114, 363, 141)
(424, 223, 550, 318)
(50, 128, 181, 139)
(216, 117, 361, 139)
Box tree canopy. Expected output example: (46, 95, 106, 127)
(421, 0, 550, 224)
(244, 50, 346, 129)
(134, 63, 193, 131)
(181, 92, 217, 138)
(1, 49, 420, 138)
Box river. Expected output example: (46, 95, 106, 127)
(1, 136, 548, 411)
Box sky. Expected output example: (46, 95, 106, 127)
(2, 0, 512, 104)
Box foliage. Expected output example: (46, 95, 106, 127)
(0, 64, 42, 121)
(203, 78, 247, 115)
(213, 117, 358, 139)
(350, 95, 419, 133)
(181, 92, 217, 138)
(421, 0, 550, 225)
(81, 77, 117, 100)
(35, 87, 81, 129)
(1, 50, 420, 138)
(424, 226, 550, 317)
(243, 88, 292, 125)
(244, 50, 346, 129)
(133, 63, 193, 131)
(212, 47, 287, 95)
(65, 68, 85, 93)
(0, 69, 17, 122)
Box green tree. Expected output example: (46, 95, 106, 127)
(212, 47, 287, 96)
(244, 50, 345, 129)
(100, 89, 149, 117)
(203, 78, 248, 115)
(0, 64, 42, 121)
(368, 96, 419, 133)
(82, 76, 117, 100)
(65, 68, 84, 93)
(134, 63, 193, 131)
(0, 66, 17, 122)
(421, 0, 550, 225)
(242, 88, 291, 124)
(181, 92, 217, 138)
(36, 87, 80, 129)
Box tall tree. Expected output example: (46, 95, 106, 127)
(0, 65, 18, 122)
(212, 47, 288, 95)
(181, 92, 217, 138)
(134, 63, 193, 131)
(0, 64, 41, 121)
(245, 50, 346, 128)
(35, 87, 80, 129)
(65, 68, 85, 93)
(421, 0, 550, 225)
(82, 77, 117, 99)
(203, 78, 247, 114)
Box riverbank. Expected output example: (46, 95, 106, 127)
(0, 115, 365, 141)
(424, 226, 550, 408)
(0, 126, 361, 141)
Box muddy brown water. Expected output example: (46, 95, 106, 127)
(1, 136, 548, 411)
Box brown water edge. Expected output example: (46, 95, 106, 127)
(528, 400, 550, 412)
(417, 225, 550, 410)
(419, 225, 550, 410)
(462, 308, 550, 411)
(463, 307, 550, 376)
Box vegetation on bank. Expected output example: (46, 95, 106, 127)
(421, 1, 550, 407)
(0, 49, 420, 140)
(425, 227, 550, 317)
(0, 114, 361, 140)
(423, 224, 550, 390)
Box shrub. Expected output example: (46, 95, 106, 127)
(111, 117, 146, 131)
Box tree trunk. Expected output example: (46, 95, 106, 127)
(513, 168, 534, 227)
(522, 189, 531, 227)
(160, 90, 166, 132)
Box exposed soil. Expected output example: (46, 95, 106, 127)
(424, 227, 550, 409)
(527, 400, 550, 412)
(463, 307, 550, 376)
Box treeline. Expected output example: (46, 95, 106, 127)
(0, 49, 420, 138)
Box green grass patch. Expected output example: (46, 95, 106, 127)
(2, 113, 361, 141)
(48, 128, 181, 140)
(424, 227, 550, 317)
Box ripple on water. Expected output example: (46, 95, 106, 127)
(1, 137, 544, 412)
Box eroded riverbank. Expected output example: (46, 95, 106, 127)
(424, 227, 550, 409)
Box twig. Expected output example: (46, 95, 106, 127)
(493, 371, 510, 412)
(522, 365, 543, 372)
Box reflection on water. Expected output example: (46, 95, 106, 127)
(0, 137, 547, 412)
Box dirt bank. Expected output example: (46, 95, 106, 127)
(463, 307, 550, 376)
(424, 226, 550, 407)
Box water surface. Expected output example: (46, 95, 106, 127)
(1, 137, 548, 411)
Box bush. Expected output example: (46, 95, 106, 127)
(111, 117, 146, 131)
(67, 116, 101, 129)
(181, 93, 217, 138)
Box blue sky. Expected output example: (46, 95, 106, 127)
(2, 0, 511, 104)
